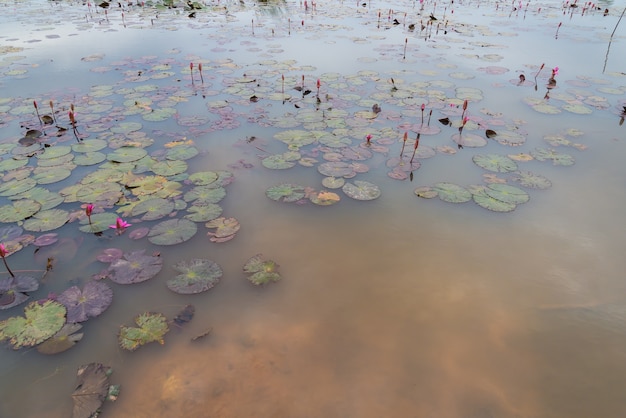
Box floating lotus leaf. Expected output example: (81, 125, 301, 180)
(33, 233, 59, 247)
(36, 323, 83, 355)
(37, 146, 72, 160)
(79, 212, 118, 233)
(71, 362, 111, 418)
(57, 281, 113, 323)
(107, 147, 148, 163)
(184, 203, 223, 222)
(187, 171, 219, 186)
(531, 148, 575, 166)
(472, 186, 517, 212)
(0, 275, 39, 310)
(167, 259, 223, 294)
(151, 160, 188, 177)
(494, 130, 526, 146)
(484, 183, 530, 205)
(433, 182, 472, 203)
(0, 157, 28, 171)
(165, 145, 199, 161)
(317, 161, 356, 178)
(118, 312, 169, 351)
(107, 250, 163, 284)
(414, 186, 438, 199)
(309, 190, 341, 205)
(97, 248, 123, 263)
(266, 184, 306, 202)
(129, 227, 150, 240)
(72, 139, 108, 153)
(23, 209, 69, 232)
(143, 107, 176, 122)
(274, 130, 317, 148)
(0, 178, 37, 197)
(74, 152, 106, 166)
(262, 151, 301, 169)
(131, 197, 175, 221)
(511, 171, 552, 190)
(36, 153, 74, 168)
(563, 103, 593, 115)
(0, 226, 23, 242)
(322, 177, 345, 189)
(452, 133, 487, 148)
(0, 300, 66, 349)
(148, 218, 197, 245)
(341, 146, 373, 161)
(342, 181, 381, 201)
(319, 134, 351, 148)
(205, 217, 240, 242)
(184, 186, 226, 204)
(243, 254, 281, 285)
(76, 182, 123, 203)
(31, 168, 72, 185)
(472, 154, 518, 173)
(15, 187, 64, 210)
(125, 175, 167, 196)
(0, 199, 41, 223)
(110, 122, 142, 134)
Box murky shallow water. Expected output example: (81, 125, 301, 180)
(1, 0, 626, 417)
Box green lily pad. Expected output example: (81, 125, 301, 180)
(118, 312, 169, 351)
(0, 300, 66, 349)
(0, 199, 41, 223)
(187, 171, 219, 186)
(342, 180, 381, 201)
(265, 184, 306, 202)
(243, 254, 281, 285)
(79, 212, 119, 233)
(184, 203, 223, 222)
(183, 186, 226, 204)
(511, 171, 552, 190)
(433, 182, 472, 203)
(531, 148, 575, 166)
(472, 186, 517, 212)
(151, 160, 188, 177)
(148, 218, 197, 245)
(317, 162, 356, 178)
(14, 187, 64, 210)
(74, 152, 107, 166)
(36, 323, 83, 355)
(274, 130, 318, 148)
(166, 144, 199, 161)
(0, 178, 37, 197)
(23, 209, 69, 232)
(36, 153, 74, 168)
(143, 107, 176, 122)
(0, 157, 28, 172)
(472, 154, 518, 173)
(110, 122, 142, 134)
(131, 197, 175, 221)
(166, 259, 223, 294)
(32, 167, 72, 185)
(262, 151, 301, 169)
(71, 139, 108, 153)
(484, 183, 530, 205)
(322, 177, 345, 189)
(107, 250, 163, 284)
(37, 146, 72, 160)
(107, 147, 148, 163)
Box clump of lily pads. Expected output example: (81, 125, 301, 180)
(243, 254, 281, 285)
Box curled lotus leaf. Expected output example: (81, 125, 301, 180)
(472, 154, 518, 173)
(0, 199, 42, 223)
(243, 254, 281, 285)
(433, 183, 472, 203)
(0, 300, 66, 349)
(484, 183, 530, 205)
(472, 186, 517, 212)
(118, 312, 169, 351)
(57, 281, 113, 323)
(511, 171, 552, 190)
(148, 218, 197, 245)
(266, 184, 306, 202)
(36, 323, 83, 355)
(23, 209, 70, 232)
(167, 259, 223, 294)
(205, 217, 241, 240)
(0, 275, 39, 310)
(342, 180, 381, 201)
(107, 250, 163, 284)
(131, 197, 175, 221)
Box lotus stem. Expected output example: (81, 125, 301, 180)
(33, 100, 42, 125)
(198, 63, 204, 84)
(427, 109, 433, 126)
(410, 133, 420, 164)
(400, 131, 408, 157)
(49, 100, 57, 125)
(403, 38, 407, 59)
(189, 62, 194, 84)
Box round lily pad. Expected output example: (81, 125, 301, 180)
(472, 186, 517, 212)
(511, 171, 552, 190)
(342, 181, 381, 201)
(414, 186, 438, 199)
(167, 259, 223, 294)
(184, 203, 223, 222)
(166, 145, 199, 161)
(205, 217, 240, 242)
(317, 162, 355, 178)
(32, 168, 72, 185)
(118, 312, 169, 351)
(148, 218, 197, 245)
(0, 199, 41, 223)
(74, 152, 107, 166)
(107, 250, 163, 284)
(243, 254, 281, 285)
(0, 300, 67, 349)
(322, 177, 345, 189)
(433, 182, 472, 203)
(23, 209, 70, 232)
(79, 212, 119, 233)
(184, 186, 226, 204)
(261, 151, 301, 169)
(472, 154, 518, 173)
(187, 171, 219, 186)
(531, 148, 575, 166)
(107, 147, 148, 163)
(484, 183, 530, 205)
(151, 160, 188, 177)
(266, 184, 306, 202)
(452, 133, 487, 148)
(131, 197, 175, 221)
(0, 178, 37, 197)
(57, 281, 113, 323)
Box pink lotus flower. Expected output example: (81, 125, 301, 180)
(0, 243, 15, 278)
(85, 204, 94, 217)
(552, 66, 559, 77)
(366, 134, 372, 144)
(110, 217, 132, 234)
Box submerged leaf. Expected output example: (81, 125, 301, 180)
(72, 363, 111, 418)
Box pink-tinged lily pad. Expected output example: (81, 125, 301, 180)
(309, 190, 341, 206)
(0, 226, 24, 242)
(414, 186, 438, 199)
(33, 233, 59, 247)
(57, 281, 113, 323)
(148, 219, 197, 245)
(107, 250, 163, 284)
(317, 161, 356, 178)
(96, 248, 123, 263)
(128, 227, 150, 240)
(166, 259, 223, 294)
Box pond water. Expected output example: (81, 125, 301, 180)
(1, 0, 626, 417)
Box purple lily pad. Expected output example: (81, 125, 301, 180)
(57, 281, 113, 323)
(33, 233, 59, 247)
(107, 250, 163, 284)
(128, 227, 150, 240)
(0, 276, 39, 310)
(96, 248, 123, 263)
